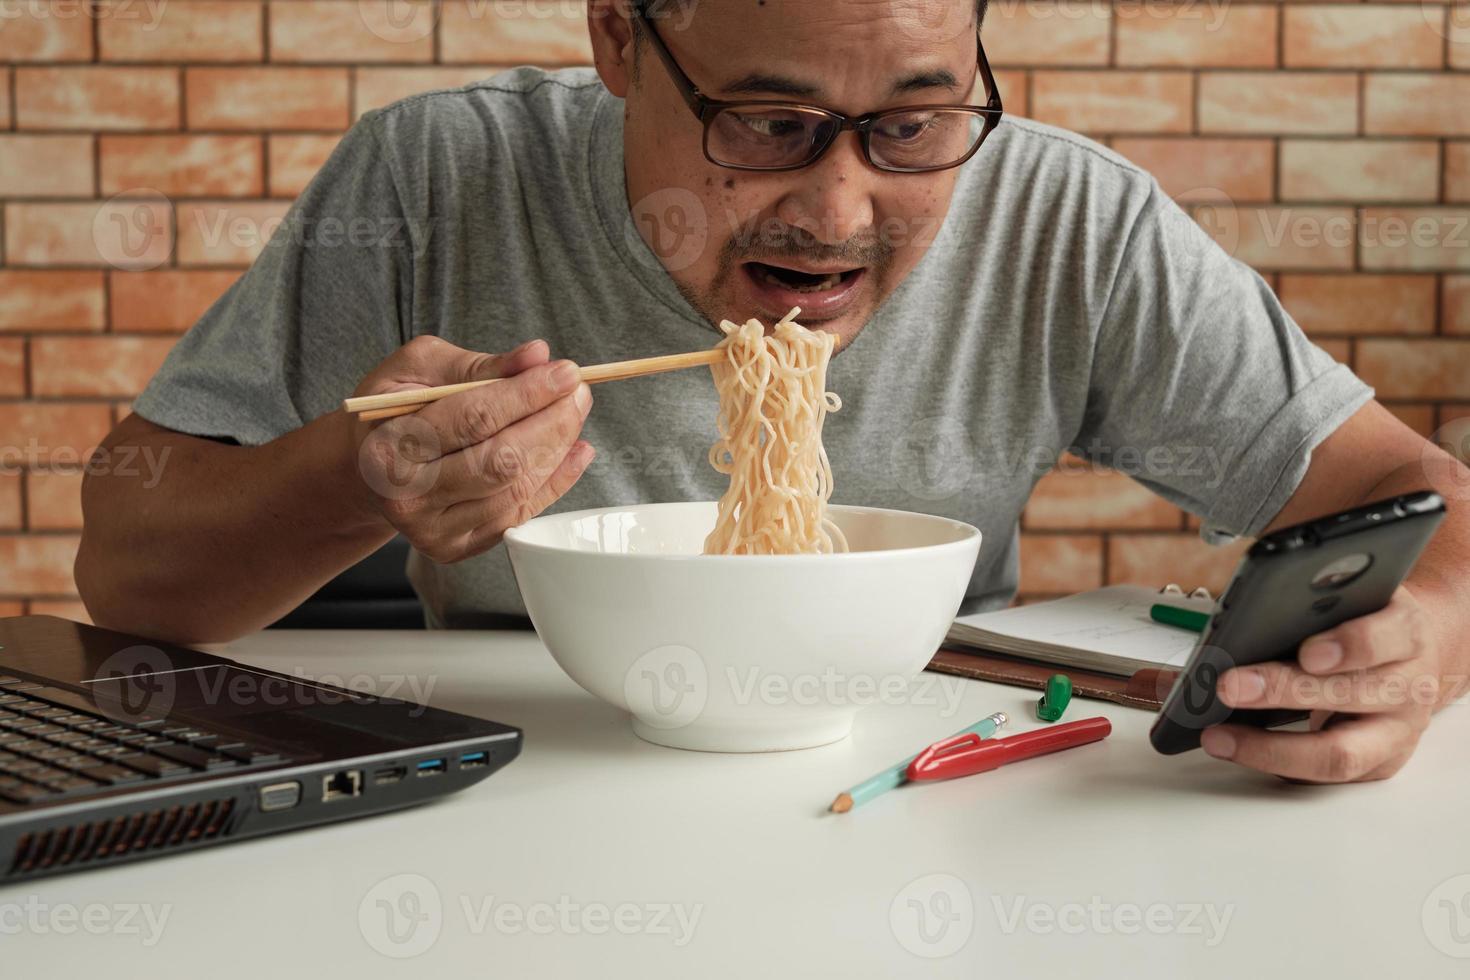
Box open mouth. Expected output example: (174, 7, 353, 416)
(746, 261, 863, 294)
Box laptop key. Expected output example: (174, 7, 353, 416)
(113, 753, 188, 777)
(150, 743, 236, 770)
(86, 765, 146, 786)
(39, 776, 103, 796)
(215, 742, 283, 765)
(0, 782, 52, 804)
(92, 745, 134, 759)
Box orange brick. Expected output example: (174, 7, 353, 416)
(110, 270, 241, 332)
(177, 200, 293, 266)
(1110, 138, 1273, 202)
(1283, 6, 1443, 69)
(1018, 534, 1103, 594)
(1315, 338, 1351, 364)
(353, 66, 503, 117)
(26, 469, 84, 531)
(1383, 403, 1438, 438)
(15, 67, 180, 130)
(0, 4, 94, 62)
(0, 136, 94, 197)
(1277, 274, 1436, 335)
(0, 473, 19, 531)
(1203, 205, 1355, 271)
(1026, 463, 1180, 530)
(186, 68, 350, 131)
(1031, 71, 1192, 135)
(1108, 534, 1250, 595)
(0, 271, 105, 331)
(4, 199, 174, 270)
(1364, 75, 1470, 137)
(1199, 72, 1358, 135)
(98, 0, 263, 62)
(270, 0, 435, 63)
(1359, 208, 1470, 271)
(266, 135, 340, 196)
(0, 339, 24, 396)
(0, 536, 81, 595)
(101, 135, 264, 197)
(1452, 7, 1470, 71)
(1357, 339, 1470, 398)
(1446, 276, 1470, 335)
(987, 0, 1110, 67)
(1448, 143, 1470, 204)
(0, 601, 22, 616)
(1116, 4, 1276, 68)
(0, 71, 9, 128)
(0, 404, 113, 463)
(439, 0, 594, 64)
(1279, 139, 1439, 203)
(27, 599, 91, 623)
(992, 69, 1027, 118)
(30, 336, 177, 398)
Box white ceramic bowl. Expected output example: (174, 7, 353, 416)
(504, 502, 981, 752)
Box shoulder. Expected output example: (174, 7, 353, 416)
(355, 67, 609, 187)
(963, 116, 1163, 226)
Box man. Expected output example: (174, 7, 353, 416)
(77, 0, 1469, 784)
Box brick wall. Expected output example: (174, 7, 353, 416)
(0, 1, 1466, 620)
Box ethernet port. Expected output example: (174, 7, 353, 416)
(321, 769, 363, 802)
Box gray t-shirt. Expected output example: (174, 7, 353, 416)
(131, 67, 1374, 629)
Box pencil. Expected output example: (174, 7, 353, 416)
(829, 711, 1007, 814)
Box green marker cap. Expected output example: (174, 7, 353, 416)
(1036, 673, 1072, 722)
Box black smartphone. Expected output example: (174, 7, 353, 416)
(1149, 490, 1447, 755)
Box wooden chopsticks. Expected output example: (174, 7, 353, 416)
(342, 348, 726, 421)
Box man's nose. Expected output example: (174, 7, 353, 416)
(774, 131, 877, 247)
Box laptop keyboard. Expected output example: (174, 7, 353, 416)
(0, 675, 290, 806)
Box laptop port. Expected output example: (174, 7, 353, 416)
(459, 751, 488, 769)
(321, 769, 363, 802)
(416, 758, 446, 776)
(373, 765, 406, 785)
(259, 781, 301, 812)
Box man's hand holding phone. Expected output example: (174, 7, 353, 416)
(1202, 585, 1449, 783)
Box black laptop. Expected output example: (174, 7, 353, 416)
(0, 616, 521, 883)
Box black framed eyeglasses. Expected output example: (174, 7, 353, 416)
(630, 2, 1003, 174)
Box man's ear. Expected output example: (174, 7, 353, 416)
(588, 0, 636, 98)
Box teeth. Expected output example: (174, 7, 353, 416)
(759, 268, 844, 293)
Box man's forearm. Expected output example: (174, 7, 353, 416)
(76, 409, 396, 646)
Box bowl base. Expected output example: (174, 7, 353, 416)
(630, 715, 854, 753)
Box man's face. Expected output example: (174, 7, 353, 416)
(593, 0, 979, 350)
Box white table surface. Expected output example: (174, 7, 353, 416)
(7, 628, 1470, 978)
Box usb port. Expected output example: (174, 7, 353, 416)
(459, 751, 488, 769)
(373, 765, 406, 785)
(416, 758, 446, 776)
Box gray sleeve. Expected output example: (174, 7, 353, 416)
(1074, 182, 1374, 543)
(130, 114, 413, 446)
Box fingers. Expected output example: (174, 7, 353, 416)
(1217, 657, 1440, 714)
(431, 383, 592, 505)
(1200, 713, 1422, 783)
(413, 359, 584, 455)
(459, 440, 598, 556)
(1297, 586, 1427, 675)
(399, 335, 550, 388)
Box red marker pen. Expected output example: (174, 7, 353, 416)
(905, 716, 1112, 782)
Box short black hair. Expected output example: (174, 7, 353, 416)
(630, 1, 989, 80)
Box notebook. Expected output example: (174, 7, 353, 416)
(926, 585, 1217, 710)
